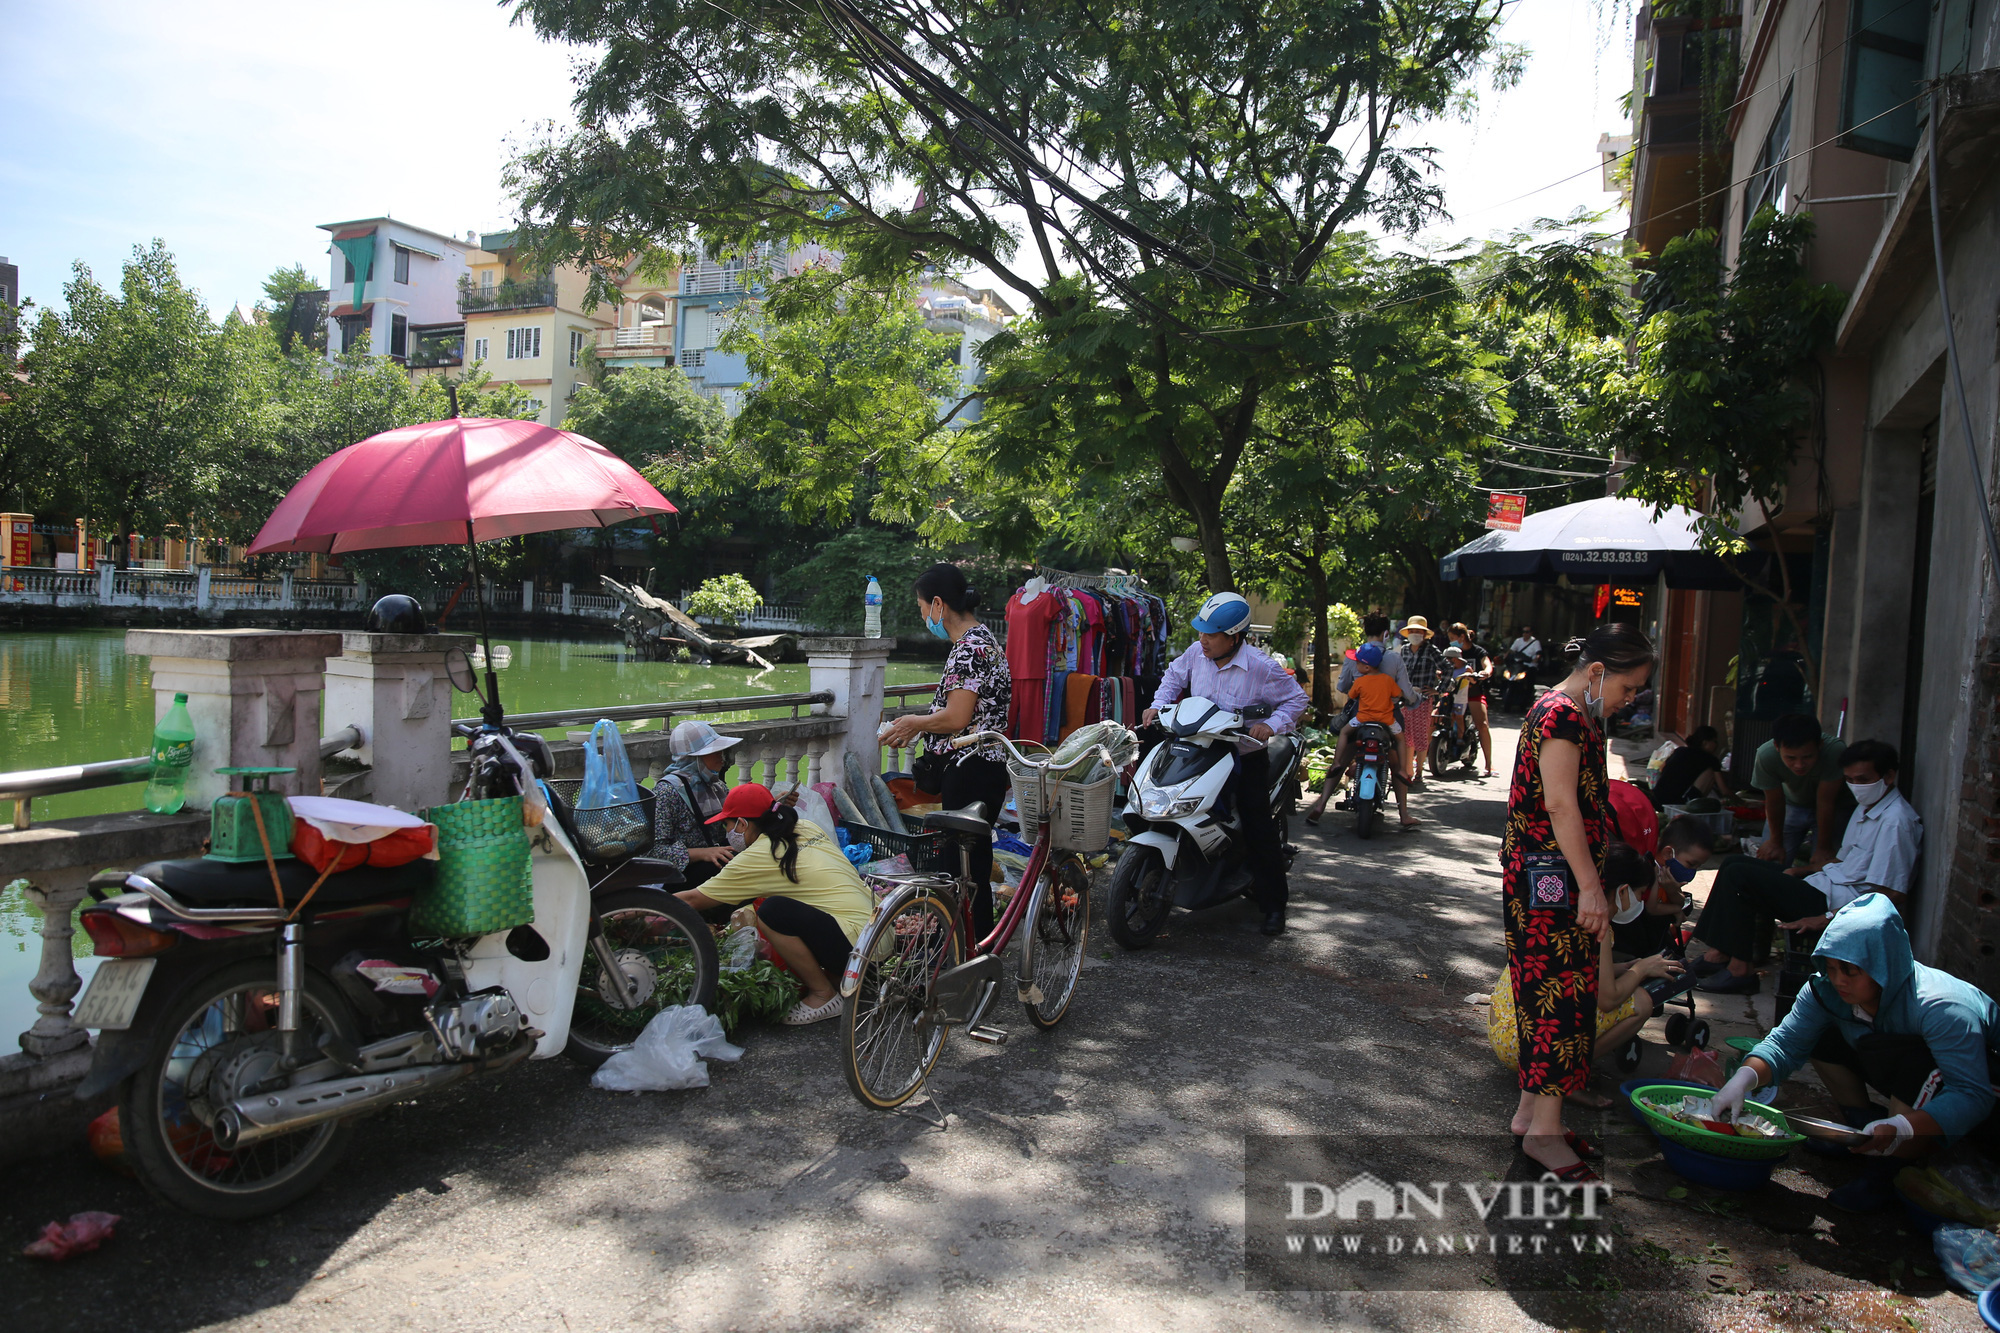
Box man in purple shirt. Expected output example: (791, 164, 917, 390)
(1143, 592, 1308, 935)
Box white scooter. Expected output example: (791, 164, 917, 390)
(1105, 696, 1301, 948)
(69, 722, 717, 1219)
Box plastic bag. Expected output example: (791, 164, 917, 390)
(1933, 1224, 2000, 1293)
(793, 787, 838, 840)
(22, 1212, 120, 1261)
(842, 841, 873, 868)
(589, 1005, 743, 1092)
(1667, 1046, 1727, 1088)
(718, 917, 759, 973)
(577, 719, 642, 811)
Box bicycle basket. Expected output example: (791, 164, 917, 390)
(1007, 762, 1115, 852)
(545, 778, 656, 863)
(840, 814, 954, 872)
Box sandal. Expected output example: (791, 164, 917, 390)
(783, 995, 845, 1026)
(1546, 1161, 1605, 1186)
(1515, 1130, 1603, 1160)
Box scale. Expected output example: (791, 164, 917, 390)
(208, 766, 297, 862)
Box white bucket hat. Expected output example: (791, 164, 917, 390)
(670, 719, 742, 758)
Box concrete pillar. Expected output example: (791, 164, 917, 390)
(280, 570, 295, 610)
(522, 581, 534, 613)
(806, 636, 895, 779)
(562, 583, 574, 615)
(19, 881, 90, 1057)
(322, 631, 476, 813)
(125, 629, 343, 809)
(1818, 506, 1861, 735)
(195, 564, 213, 610)
(1842, 429, 1924, 746)
(97, 561, 114, 601)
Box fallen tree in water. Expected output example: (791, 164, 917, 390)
(598, 576, 793, 669)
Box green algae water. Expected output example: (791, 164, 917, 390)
(0, 628, 938, 1043)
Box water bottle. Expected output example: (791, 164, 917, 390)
(144, 692, 197, 815)
(864, 575, 883, 638)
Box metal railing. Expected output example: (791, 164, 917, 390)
(1, 727, 364, 831)
(451, 692, 834, 734)
(457, 277, 556, 314)
(604, 325, 670, 349)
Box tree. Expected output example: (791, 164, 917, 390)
(508, 0, 1519, 589)
(685, 572, 763, 626)
(774, 528, 935, 637)
(563, 365, 727, 468)
(260, 263, 325, 355)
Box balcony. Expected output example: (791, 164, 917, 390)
(681, 263, 760, 296)
(458, 276, 556, 314)
(407, 332, 465, 369)
(598, 325, 672, 353)
(1630, 4, 1741, 255)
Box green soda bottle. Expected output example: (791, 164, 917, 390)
(144, 693, 197, 815)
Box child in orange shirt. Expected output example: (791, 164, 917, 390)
(1307, 642, 1416, 828)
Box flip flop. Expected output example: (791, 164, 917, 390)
(1515, 1129, 1603, 1160)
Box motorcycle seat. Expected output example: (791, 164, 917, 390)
(921, 803, 992, 838)
(1264, 734, 1299, 767)
(131, 856, 437, 911)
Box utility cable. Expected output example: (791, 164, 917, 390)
(1925, 87, 2000, 582)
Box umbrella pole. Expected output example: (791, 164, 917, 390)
(464, 521, 505, 726)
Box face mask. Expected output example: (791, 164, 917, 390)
(725, 827, 747, 851)
(1665, 856, 1696, 884)
(1848, 778, 1888, 808)
(925, 615, 950, 641)
(1611, 884, 1645, 925)
(1582, 669, 1607, 720)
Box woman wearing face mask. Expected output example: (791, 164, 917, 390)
(880, 563, 1011, 936)
(1500, 622, 1656, 1184)
(674, 783, 877, 1026)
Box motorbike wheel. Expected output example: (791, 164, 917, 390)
(120, 959, 362, 1220)
(842, 885, 963, 1110)
(1428, 730, 1448, 780)
(1354, 803, 1379, 839)
(1020, 855, 1091, 1030)
(566, 888, 721, 1067)
(1106, 845, 1173, 950)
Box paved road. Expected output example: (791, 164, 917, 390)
(4, 725, 1984, 1331)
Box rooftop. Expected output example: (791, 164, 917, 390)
(315, 217, 471, 252)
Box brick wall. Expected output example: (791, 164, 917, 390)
(1936, 639, 2000, 992)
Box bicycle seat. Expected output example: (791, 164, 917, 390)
(921, 803, 992, 838)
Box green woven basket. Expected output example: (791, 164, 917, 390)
(410, 796, 535, 937)
(1630, 1084, 1803, 1161)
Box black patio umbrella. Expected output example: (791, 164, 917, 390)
(1439, 496, 1747, 590)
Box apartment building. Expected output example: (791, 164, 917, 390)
(458, 231, 630, 425)
(1621, 0, 2000, 983)
(0, 256, 18, 342)
(916, 273, 1016, 426)
(317, 218, 471, 367)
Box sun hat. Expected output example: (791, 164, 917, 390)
(1401, 615, 1432, 638)
(705, 782, 776, 824)
(671, 719, 743, 758)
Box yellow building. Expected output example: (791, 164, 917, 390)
(459, 231, 618, 426)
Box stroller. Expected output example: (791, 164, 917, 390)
(1610, 888, 1708, 1072)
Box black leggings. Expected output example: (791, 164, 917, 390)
(755, 896, 853, 981)
(939, 754, 1007, 940)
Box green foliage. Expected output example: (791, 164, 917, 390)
(713, 960, 800, 1033)
(508, 0, 1517, 588)
(685, 572, 762, 626)
(1594, 208, 1846, 525)
(563, 365, 726, 468)
(774, 529, 935, 637)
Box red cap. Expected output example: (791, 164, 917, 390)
(705, 782, 775, 824)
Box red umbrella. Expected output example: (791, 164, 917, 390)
(248, 417, 677, 722)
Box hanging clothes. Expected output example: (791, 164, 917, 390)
(1005, 587, 1061, 744)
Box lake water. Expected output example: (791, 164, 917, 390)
(0, 628, 940, 1042)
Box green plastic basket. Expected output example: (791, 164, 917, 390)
(1630, 1084, 1804, 1161)
(410, 796, 535, 937)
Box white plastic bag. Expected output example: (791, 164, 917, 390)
(589, 1005, 743, 1092)
(718, 914, 759, 973)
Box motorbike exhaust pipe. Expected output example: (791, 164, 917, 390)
(212, 1038, 535, 1150)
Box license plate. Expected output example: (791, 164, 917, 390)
(71, 958, 157, 1031)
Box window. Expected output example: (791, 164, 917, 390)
(393, 247, 411, 284)
(569, 329, 589, 367)
(342, 256, 355, 284)
(1839, 0, 1928, 158)
(506, 326, 541, 359)
(472, 336, 490, 363)
(679, 348, 706, 368)
(684, 305, 711, 349)
(389, 314, 408, 358)
(525, 398, 544, 420)
(1744, 84, 1792, 231)
(338, 314, 369, 353)
(481, 271, 495, 293)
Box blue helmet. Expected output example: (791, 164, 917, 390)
(1191, 591, 1252, 636)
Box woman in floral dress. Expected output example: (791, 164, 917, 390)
(1502, 622, 1655, 1184)
(879, 563, 1011, 936)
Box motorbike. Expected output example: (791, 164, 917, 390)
(1426, 683, 1480, 779)
(1105, 696, 1301, 948)
(1347, 719, 1399, 839)
(1498, 650, 1537, 713)
(69, 721, 719, 1219)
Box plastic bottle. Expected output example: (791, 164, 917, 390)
(144, 692, 197, 815)
(864, 575, 883, 638)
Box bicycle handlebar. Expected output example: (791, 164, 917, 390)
(949, 729, 1132, 775)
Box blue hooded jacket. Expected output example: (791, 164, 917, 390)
(1749, 894, 1999, 1140)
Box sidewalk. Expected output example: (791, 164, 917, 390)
(0, 726, 1984, 1332)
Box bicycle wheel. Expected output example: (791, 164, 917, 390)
(841, 886, 963, 1110)
(1020, 854, 1091, 1030)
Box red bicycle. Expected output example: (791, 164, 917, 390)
(838, 729, 1132, 1110)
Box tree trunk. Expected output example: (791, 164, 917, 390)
(1191, 487, 1234, 592)
(1308, 557, 1336, 723)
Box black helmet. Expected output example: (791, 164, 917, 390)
(364, 593, 429, 634)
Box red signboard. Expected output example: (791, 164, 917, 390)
(1484, 493, 1526, 532)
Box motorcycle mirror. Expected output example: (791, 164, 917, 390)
(445, 647, 484, 700)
